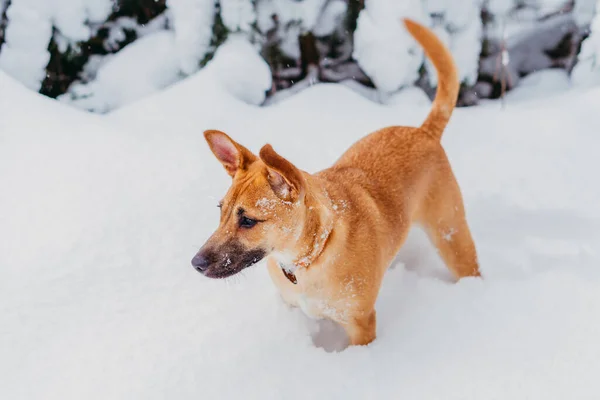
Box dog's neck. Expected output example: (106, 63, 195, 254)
(278, 179, 336, 281)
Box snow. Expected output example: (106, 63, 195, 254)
(446, 4, 482, 86)
(255, 0, 334, 59)
(502, 69, 572, 102)
(572, 0, 600, 87)
(487, 0, 514, 16)
(52, 1, 268, 112)
(0, 2, 53, 90)
(2, 53, 600, 400)
(430, 0, 484, 86)
(312, 0, 347, 37)
(0, 0, 113, 90)
(220, 0, 256, 33)
(354, 0, 483, 91)
(204, 34, 272, 106)
(268, 0, 329, 32)
(167, 0, 215, 75)
(353, 0, 428, 93)
(95, 14, 170, 53)
(534, 0, 571, 15)
(486, 0, 571, 18)
(573, 0, 598, 26)
(58, 31, 182, 113)
(386, 85, 431, 106)
(52, 0, 113, 43)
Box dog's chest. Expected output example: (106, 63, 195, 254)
(267, 257, 348, 322)
(296, 294, 321, 319)
(290, 287, 348, 322)
(280, 276, 335, 320)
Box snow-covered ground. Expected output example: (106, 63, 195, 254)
(1, 64, 600, 400)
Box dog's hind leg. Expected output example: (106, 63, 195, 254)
(417, 163, 481, 279)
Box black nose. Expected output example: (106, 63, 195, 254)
(192, 254, 209, 272)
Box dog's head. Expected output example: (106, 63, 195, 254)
(192, 130, 308, 279)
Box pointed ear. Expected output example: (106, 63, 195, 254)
(204, 130, 257, 177)
(259, 144, 305, 202)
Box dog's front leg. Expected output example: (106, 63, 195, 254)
(340, 310, 377, 346)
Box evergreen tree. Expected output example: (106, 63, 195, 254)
(0, 0, 115, 91)
(0, 0, 597, 110)
(478, 0, 583, 99)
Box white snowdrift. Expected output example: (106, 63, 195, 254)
(204, 34, 273, 106)
(57, 32, 271, 113)
(58, 31, 182, 113)
(0, 0, 114, 91)
(1, 68, 600, 400)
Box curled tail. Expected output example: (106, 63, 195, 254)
(402, 18, 459, 140)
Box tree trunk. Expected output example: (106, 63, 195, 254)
(299, 31, 320, 79)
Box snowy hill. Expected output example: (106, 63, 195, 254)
(1, 68, 600, 400)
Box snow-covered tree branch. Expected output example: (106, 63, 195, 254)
(0, 0, 597, 111)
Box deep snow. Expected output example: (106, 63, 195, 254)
(1, 67, 600, 400)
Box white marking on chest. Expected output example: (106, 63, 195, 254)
(297, 294, 318, 319)
(296, 294, 349, 323)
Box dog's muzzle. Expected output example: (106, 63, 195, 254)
(191, 243, 266, 279)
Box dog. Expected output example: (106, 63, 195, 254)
(192, 18, 481, 346)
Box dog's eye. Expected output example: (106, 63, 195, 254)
(217, 201, 223, 209)
(239, 216, 258, 229)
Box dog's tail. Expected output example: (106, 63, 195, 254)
(402, 18, 459, 140)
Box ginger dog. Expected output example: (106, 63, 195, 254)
(192, 18, 480, 346)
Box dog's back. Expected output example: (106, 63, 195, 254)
(316, 17, 479, 285)
(318, 18, 462, 239)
